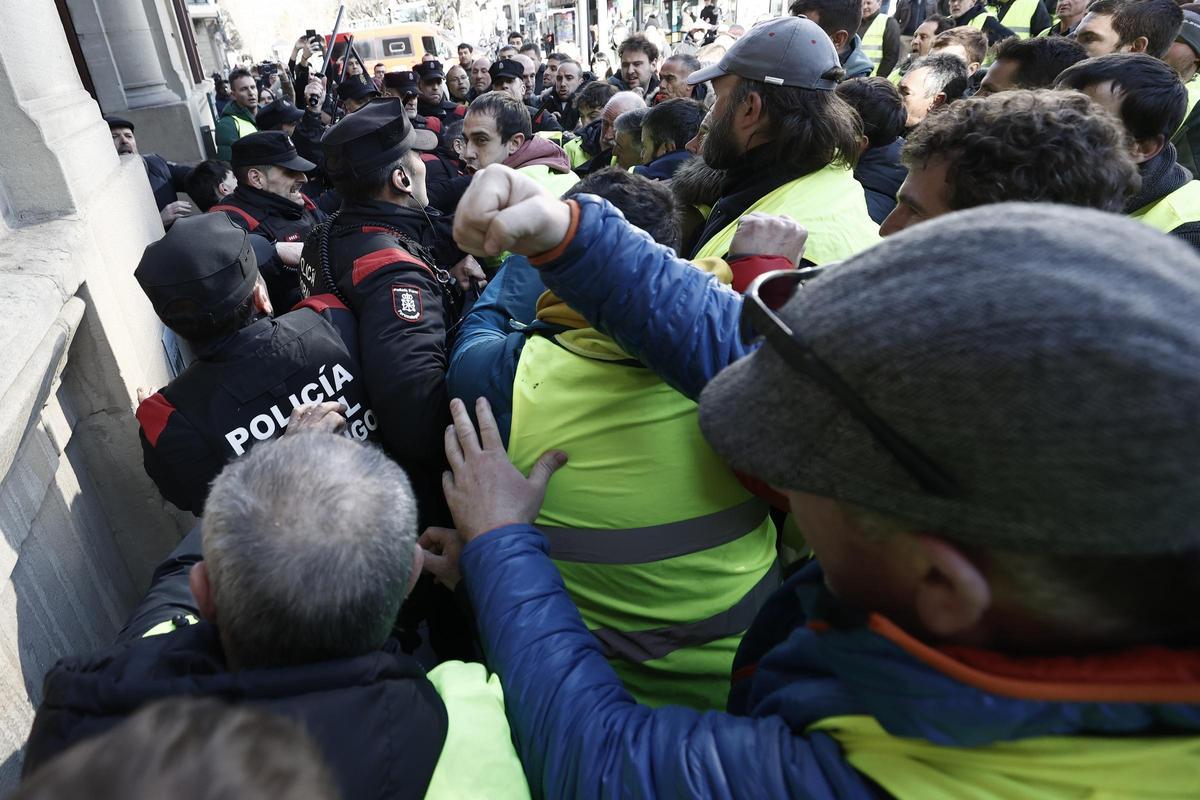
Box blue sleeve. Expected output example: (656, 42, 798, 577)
(534, 196, 757, 401)
(447, 257, 546, 444)
(461, 526, 843, 800)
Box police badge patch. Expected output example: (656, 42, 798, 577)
(392, 284, 423, 322)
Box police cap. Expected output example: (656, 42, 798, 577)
(104, 115, 135, 131)
(489, 59, 523, 83)
(320, 97, 438, 177)
(231, 130, 316, 171)
(340, 76, 381, 102)
(135, 214, 259, 327)
(254, 99, 306, 132)
(414, 60, 446, 81)
(383, 70, 419, 97)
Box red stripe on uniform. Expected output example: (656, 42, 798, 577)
(420, 153, 439, 163)
(351, 247, 432, 285)
(209, 205, 260, 231)
(291, 293, 349, 313)
(136, 393, 176, 448)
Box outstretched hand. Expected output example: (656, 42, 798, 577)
(452, 165, 573, 258)
(442, 397, 567, 542)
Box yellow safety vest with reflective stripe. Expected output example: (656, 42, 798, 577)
(809, 715, 1200, 799)
(1129, 180, 1200, 234)
(517, 163, 579, 197)
(507, 334, 779, 710)
(987, 0, 1041, 37)
(535, 130, 565, 146)
(861, 14, 889, 76)
(693, 164, 881, 264)
(563, 137, 589, 168)
(1177, 76, 1200, 137)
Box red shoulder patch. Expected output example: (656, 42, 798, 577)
(351, 247, 432, 286)
(209, 204, 260, 231)
(425, 117, 443, 135)
(392, 284, 423, 322)
(420, 153, 440, 163)
(291, 293, 349, 314)
(136, 393, 176, 447)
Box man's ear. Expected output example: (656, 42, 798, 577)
(967, 61, 981, 76)
(857, 133, 870, 156)
(251, 278, 273, 316)
(1126, 35, 1151, 54)
(506, 132, 527, 155)
(930, 91, 949, 112)
(190, 562, 218, 623)
(1134, 134, 1166, 164)
(911, 535, 992, 639)
(246, 167, 267, 190)
(406, 546, 424, 598)
(831, 30, 851, 51)
(657, 141, 677, 159)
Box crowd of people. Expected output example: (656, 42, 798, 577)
(22, 0, 1200, 796)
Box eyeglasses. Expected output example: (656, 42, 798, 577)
(740, 268, 960, 497)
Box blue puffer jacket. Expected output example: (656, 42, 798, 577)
(463, 526, 1200, 799)
(854, 139, 907, 225)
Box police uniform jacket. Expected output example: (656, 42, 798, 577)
(299, 200, 462, 525)
(142, 153, 191, 212)
(537, 92, 580, 132)
(135, 299, 372, 514)
(417, 96, 467, 124)
(211, 184, 326, 309)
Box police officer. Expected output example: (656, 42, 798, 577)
(300, 98, 466, 525)
(339, 75, 380, 115)
(210, 131, 325, 310)
(489, 59, 564, 135)
(134, 214, 374, 514)
(254, 98, 306, 136)
(414, 60, 467, 124)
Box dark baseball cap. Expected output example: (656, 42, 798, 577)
(414, 60, 446, 81)
(104, 115, 135, 131)
(489, 59, 523, 82)
(699, 203, 1200, 556)
(254, 99, 305, 132)
(1178, 10, 1200, 57)
(688, 16, 841, 90)
(383, 70, 420, 97)
(321, 96, 438, 177)
(135, 214, 259, 326)
(230, 131, 316, 171)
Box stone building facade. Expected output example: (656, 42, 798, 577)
(0, 0, 208, 786)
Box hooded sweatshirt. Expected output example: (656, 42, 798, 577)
(502, 137, 578, 196)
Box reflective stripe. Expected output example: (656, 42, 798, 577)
(861, 14, 888, 75)
(540, 498, 768, 565)
(591, 562, 781, 663)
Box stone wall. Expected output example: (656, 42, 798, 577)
(0, 0, 195, 788)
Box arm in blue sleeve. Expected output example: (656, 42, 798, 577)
(533, 196, 758, 401)
(461, 526, 838, 800)
(447, 257, 546, 444)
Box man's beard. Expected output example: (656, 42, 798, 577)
(701, 106, 744, 170)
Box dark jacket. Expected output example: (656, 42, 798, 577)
(854, 138, 907, 224)
(299, 201, 463, 527)
(992, 0, 1052, 35)
(23, 622, 448, 800)
(954, 4, 1018, 45)
(607, 72, 661, 100)
(1173, 103, 1200, 179)
(632, 149, 693, 181)
(142, 154, 191, 212)
(417, 96, 467, 123)
(134, 300, 370, 514)
(1126, 143, 1200, 253)
(461, 528, 1200, 798)
(536, 91, 580, 132)
(211, 184, 326, 310)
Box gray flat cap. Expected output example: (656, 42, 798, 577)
(699, 203, 1200, 555)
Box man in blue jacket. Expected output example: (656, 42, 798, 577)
(422, 167, 1200, 798)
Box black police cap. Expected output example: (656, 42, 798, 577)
(230, 130, 316, 171)
(320, 97, 439, 177)
(340, 76, 381, 102)
(254, 99, 305, 132)
(135, 214, 259, 327)
(489, 59, 523, 82)
(105, 115, 135, 131)
(414, 60, 446, 81)
(383, 70, 419, 96)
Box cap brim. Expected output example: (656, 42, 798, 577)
(687, 62, 726, 85)
(407, 127, 440, 152)
(283, 107, 306, 122)
(276, 153, 318, 172)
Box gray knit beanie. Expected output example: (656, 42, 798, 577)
(699, 203, 1200, 555)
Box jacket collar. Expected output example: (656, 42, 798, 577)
(222, 102, 256, 123)
(1127, 143, 1194, 214)
(637, 149, 692, 181)
(232, 183, 307, 218)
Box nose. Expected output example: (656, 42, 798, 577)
(685, 133, 701, 154)
(879, 205, 907, 237)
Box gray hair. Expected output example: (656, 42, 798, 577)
(202, 433, 417, 669)
(910, 52, 969, 99)
(614, 107, 649, 135)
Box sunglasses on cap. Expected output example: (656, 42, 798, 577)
(739, 268, 960, 498)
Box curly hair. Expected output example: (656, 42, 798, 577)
(901, 89, 1139, 213)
